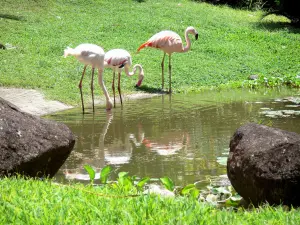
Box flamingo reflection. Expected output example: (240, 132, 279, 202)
(130, 123, 189, 156)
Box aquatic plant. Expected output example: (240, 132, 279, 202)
(83, 165, 241, 207)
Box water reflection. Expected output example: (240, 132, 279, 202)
(49, 88, 300, 187)
(129, 123, 189, 156)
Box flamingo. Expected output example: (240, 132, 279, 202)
(104, 49, 144, 107)
(137, 26, 198, 93)
(64, 43, 113, 113)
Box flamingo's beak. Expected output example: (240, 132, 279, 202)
(195, 33, 199, 40)
(136, 79, 143, 87)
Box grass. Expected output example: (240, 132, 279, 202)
(1, 0, 299, 106)
(1, 177, 300, 224)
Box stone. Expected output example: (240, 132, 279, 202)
(227, 123, 300, 206)
(248, 74, 259, 80)
(0, 98, 75, 178)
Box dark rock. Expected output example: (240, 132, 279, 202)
(0, 98, 75, 178)
(227, 123, 300, 206)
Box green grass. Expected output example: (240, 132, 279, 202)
(1, 177, 300, 224)
(1, 0, 299, 106)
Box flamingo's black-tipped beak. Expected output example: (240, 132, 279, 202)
(195, 33, 199, 40)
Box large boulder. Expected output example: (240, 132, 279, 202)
(0, 98, 75, 178)
(227, 123, 300, 206)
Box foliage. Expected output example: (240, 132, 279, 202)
(159, 176, 175, 192)
(84, 165, 150, 194)
(83, 165, 238, 206)
(192, 0, 300, 25)
(83, 164, 96, 183)
(2, 177, 300, 224)
(0, 0, 299, 106)
(241, 74, 300, 89)
(100, 165, 112, 184)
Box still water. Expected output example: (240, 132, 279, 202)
(47, 88, 300, 187)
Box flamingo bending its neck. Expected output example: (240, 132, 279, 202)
(104, 49, 144, 107)
(137, 26, 198, 93)
(64, 43, 113, 113)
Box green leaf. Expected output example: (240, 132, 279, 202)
(83, 165, 95, 182)
(117, 172, 130, 187)
(100, 165, 112, 184)
(181, 184, 196, 195)
(190, 188, 200, 199)
(118, 172, 128, 179)
(225, 199, 240, 207)
(160, 176, 174, 192)
(137, 177, 150, 189)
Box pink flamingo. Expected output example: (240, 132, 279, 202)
(64, 43, 113, 113)
(137, 26, 198, 93)
(104, 49, 144, 107)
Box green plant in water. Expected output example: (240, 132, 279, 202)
(136, 177, 151, 192)
(100, 165, 112, 184)
(159, 176, 175, 192)
(83, 165, 112, 184)
(83, 164, 95, 183)
(159, 175, 243, 207)
(84, 165, 242, 207)
(84, 165, 150, 194)
(181, 184, 200, 199)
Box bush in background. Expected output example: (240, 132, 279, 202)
(193, 0, 300, 26)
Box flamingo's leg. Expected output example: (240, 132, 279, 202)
(91, 67, 95, 112)
(118, 72, 123, 106)
(98, 68, 113, 111)
(112, 71, 116, 108)
(161, 53, 166, 90)
(168, 54, 172, 94)
(78, 65, 87, 113)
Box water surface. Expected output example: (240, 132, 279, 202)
(47, 88, 300, 187)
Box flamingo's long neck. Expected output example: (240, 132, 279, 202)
(97, 69, 113, 110)
(182, 29, 192, 53)
(124, 64, 143, 77)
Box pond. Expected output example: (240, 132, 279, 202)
(47, 87, 300, 188)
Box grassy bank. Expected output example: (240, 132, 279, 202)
(1, 0, 299, 105)
(0, 177, 299, 224)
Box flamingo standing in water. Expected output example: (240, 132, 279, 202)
(104, 49, 144, 107)
(137, 26, 198, 93)
(64, 43, 113, 113)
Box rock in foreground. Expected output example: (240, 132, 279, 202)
(0, 98, 75, 178)
(227, 123, 300, 206)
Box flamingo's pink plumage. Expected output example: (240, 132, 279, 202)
(104, 49, 144, 107)
(137, 26, 198, 93)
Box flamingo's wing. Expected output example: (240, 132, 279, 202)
(105, 50, 130, 68)
(138, 31, 182, 52)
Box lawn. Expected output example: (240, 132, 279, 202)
(1, 177, 300, 224)
(1, 0, 299, 106)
